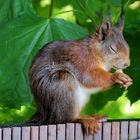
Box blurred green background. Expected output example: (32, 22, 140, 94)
(0, 0, 140, 125)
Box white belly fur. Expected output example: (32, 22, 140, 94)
(75, 82, 100, 113)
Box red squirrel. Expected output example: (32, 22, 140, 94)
(29, 15, 132, 134)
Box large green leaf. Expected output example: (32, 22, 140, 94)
(0, 13, 87, 108)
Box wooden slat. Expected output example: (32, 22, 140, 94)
(57, 124, 65, 140)
(138, 121, 140, 137)
(0, 128, 2, 140)
(31, 126, 39, 140)
(22, 127, 30, 140)
(129, 121, 137, 140)
(66, 123, 74, 140)
(103, 122, 111, 140)
(3, 128, 11, 140)
(75, 124, 83, 140)
(40, 126, 47, 140)
(84, 133, 93, 140)
(120, 121, 128, 140)
(94, 123, 102, 140)
(48, 125, 56, 140)
(112, 122, 120, 140)
(12, 127, 21, 140)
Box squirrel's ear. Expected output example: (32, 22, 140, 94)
(99, 21, 111, 41)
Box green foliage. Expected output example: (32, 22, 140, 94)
(0, 0, 87, 124)
(0, 0, 140, 124)
(0, 105, 35, 125)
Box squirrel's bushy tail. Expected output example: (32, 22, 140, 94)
(29, 65, 77, 124)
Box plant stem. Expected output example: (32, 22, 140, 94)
(124, 0, 132, 9)
(49, 0, 54, 18)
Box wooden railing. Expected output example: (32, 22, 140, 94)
(0, 120, 140, 140)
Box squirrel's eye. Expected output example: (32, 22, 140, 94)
(110, 45, 117, 53)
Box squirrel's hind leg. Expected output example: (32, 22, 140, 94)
(75, 115, 107, 135)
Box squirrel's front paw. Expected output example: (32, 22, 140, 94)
(112, 70, 133, 89)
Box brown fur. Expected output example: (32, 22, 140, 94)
(29, 21, 132, 134)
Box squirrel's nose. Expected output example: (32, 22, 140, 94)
(124, 62, 130, 68)
(124, 63, 128, 67)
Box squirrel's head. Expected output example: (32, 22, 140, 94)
(95, 19, 130, 71)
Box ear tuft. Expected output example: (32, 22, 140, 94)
(99, 21, 111, 41)
(115, 4, 125, 32)
(116, 10, 125, 32)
